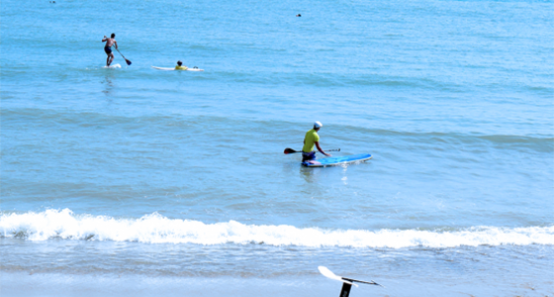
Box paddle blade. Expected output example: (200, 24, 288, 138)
(125, 59, 132, 65)
(284, 148, 297, 154)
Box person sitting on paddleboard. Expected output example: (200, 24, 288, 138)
(302, 121, 331, 162)
(102, 33, 118, 67)
(175, 61, 188, 70)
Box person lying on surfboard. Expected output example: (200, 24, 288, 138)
(302, 121, 332, 162)
(102, 33, 118, 66)
(175, 61, 188, 70)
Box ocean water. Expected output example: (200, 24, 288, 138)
(1, 0, 553, 296)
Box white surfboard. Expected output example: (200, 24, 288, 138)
(151, 66, 204, 72)
(102, 64, 121, 69)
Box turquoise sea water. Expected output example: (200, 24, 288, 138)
(1, 0, 553, 296)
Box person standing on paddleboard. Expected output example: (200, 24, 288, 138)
(302, 121, 331, 162)
(102, 33, 118, 66)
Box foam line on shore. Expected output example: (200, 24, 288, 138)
(1, 209, 552, 248)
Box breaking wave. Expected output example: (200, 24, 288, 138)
(1, 209, 552, 248)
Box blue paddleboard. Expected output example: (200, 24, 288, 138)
(302, 153, 372, 167)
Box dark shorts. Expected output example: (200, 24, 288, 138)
(302, 151, 316, 162)
(104, 46, 112, 54)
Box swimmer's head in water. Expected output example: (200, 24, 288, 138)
(111, 33, 115, 38)
(177, 61, 183, 66)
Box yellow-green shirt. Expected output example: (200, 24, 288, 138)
(175, 66, 188, 70)
(302, 129, 320, 152)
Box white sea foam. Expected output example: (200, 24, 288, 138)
(1, 209, 552, 248)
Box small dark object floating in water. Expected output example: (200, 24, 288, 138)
(296, 14, 301, 17)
